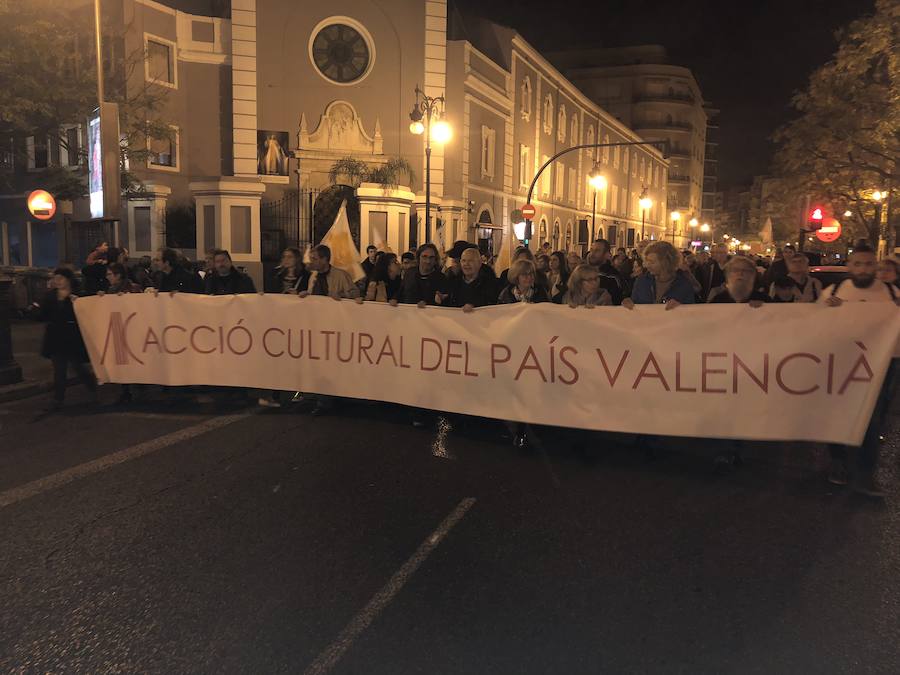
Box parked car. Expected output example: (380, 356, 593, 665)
(809, 266, 848, 292)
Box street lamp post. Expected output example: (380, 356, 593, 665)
(639, 186, 652, 241)
(700, 222, 711, 246)
(589, 163, 607, 242)
(688, 217, 699, 248)
(670, 211, 680, 244)
(409, 85, 450, 245)
(523, 139, 669, 247)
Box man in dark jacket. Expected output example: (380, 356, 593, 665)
(695, 243, 728, 301)
(586, 238, 624, 305)
(205, 249, 257, 295)
(400, 243, 444, 306)
(153, 248, 202, 293)
(440, 246, 497, 310)
(361, 245, 378, 281)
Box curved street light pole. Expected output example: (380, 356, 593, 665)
(524, 140, 668, 242)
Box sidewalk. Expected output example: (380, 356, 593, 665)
(0, 319, 56, 403)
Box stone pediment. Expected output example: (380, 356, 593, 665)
(298, 100, 383, 156)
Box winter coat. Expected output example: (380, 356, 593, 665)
(155, 266, 203, 293)
(442, 265, 498, 308)
(305, 265, 360, 299)
(401, 268, 445, 305)
(497, 284, 551, 304)
(38, 291, 89, 362)
(205, 268, 257, 295)
(630, 271, 698, 305)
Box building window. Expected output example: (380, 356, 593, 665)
(26, 136, 49, 170)
(519, 144, 530, 188)
(585, 125, 594, 158)
(570, 116, 578, 148)
(632, 152, 637, 177)
(543, 95, 553, 135)
(62, 125, 81, 167)
(602, 134, 610, 163)
(622, 149, 628, 174)
(557, 105, 566, 143)
(554, 162, 564, 199)
(145, 35, 176, 88)
(480, 126, 496, 179)
(611, 185, 618, 214)
(309, 18, 374, 85)
(520, 77, 532, 121)
(568, 167, 576, 204)
(539, 218, 547, 245)
(148, 127, 179, 171)
(541, 154, 551, 196)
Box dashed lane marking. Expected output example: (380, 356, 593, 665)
(304, 497, 477, 675)
(0, 412, 254, 510)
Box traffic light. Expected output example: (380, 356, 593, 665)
(808, 207, 824, 231)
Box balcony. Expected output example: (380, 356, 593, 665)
(633, 92, 696, 106)
(633, 120, 693, 133)
(668, 174, 691, 183)
(669, 147, 690, 159)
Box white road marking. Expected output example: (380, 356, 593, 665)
(0, 412, 253, 510)
(117, 411, 209, 422)
(304, 497, 477, 675)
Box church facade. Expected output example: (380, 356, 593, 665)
(2, 0, 670, 282)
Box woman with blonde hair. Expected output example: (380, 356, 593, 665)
(624, 240, 696, 309)
(558, 264, 612, 307)
(497, 259, 551, 304)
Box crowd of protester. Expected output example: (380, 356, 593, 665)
(30, 234, 900, 498)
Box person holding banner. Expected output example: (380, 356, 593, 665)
(204, 250, 257, 295)
(439, 246, 497, 311)
(708, 256, 769, 305)
(300, 245, 360, 300)
(152, 248, 203, 294)
(557, 264, 611, 307)
(266, 247, 307, 294)
(497, 258, 549, 450)
(498, 259, 551, 305)
(365, 253, 403, 303)
(624, 241, 696, 309)
(400, 243, 444, 308)
(822, 243, 899, 497)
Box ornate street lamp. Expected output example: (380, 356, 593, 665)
(409, 86, 450, 244)
(639, 186, 652, 241)
(670, 210, 681, 244)
(589, 163, 607, 240)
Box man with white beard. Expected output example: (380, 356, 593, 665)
(821, 243, 899, 497)
(707, 255, 769, 305)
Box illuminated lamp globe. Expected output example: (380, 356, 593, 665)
(409, 120, 425, 135)
(589, 172, 607, 190)
(689, 217, 699, 228)
(430, 119, 452, 144)
(639, 196, 652, 211)
(700, 223, 710, 233)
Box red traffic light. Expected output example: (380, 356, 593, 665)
(807, 207, 824, 230)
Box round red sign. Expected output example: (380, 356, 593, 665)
(521, 204, 536, 220)
(815, 217, 842, 243)
(27, 189, 56, 221)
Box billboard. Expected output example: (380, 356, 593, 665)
(87, 103, 122, 219)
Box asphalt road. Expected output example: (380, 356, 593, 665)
(1, 384, 898, 674)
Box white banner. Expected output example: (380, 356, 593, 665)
(75, 295, 900, 446)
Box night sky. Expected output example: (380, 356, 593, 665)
(453, 0, 871, 190)
(169, 0, 870, 191)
